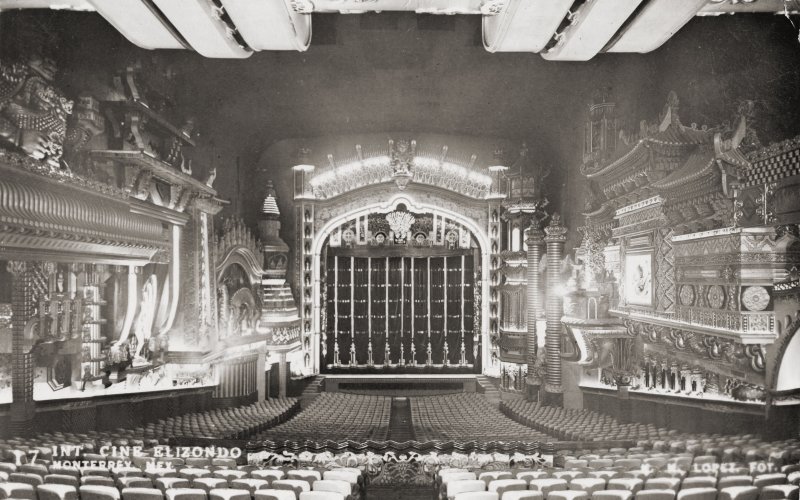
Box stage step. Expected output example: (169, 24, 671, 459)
(476, 375, 502, 407)
(300, 375, 325, 409)
(388, 397, 416, 443)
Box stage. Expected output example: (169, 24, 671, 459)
(322, 374, 479, 395)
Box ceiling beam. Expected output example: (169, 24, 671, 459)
(542, 0, 644, 61)
(607, 0, 707, 54)
(151, 0, 251, 58)
(698, 0, 800, 15)
(483, 0, 572, 53)
(221, 0, 311, 51)
(87, 0, 184, 50)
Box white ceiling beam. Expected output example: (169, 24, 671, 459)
(151, 0, 251, 58)
(222, 0, 311, 51)
(698, 0, 800, 15)
(607, 0, 707, 54)
(308, 0, 482, 14)
(482, 0, 573, 53)
(88, 0, 184, 50)
(0, 0, 92, 9)
(542, 0, 644, 61)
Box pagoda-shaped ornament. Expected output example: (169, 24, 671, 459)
(255, 181, 302, 349)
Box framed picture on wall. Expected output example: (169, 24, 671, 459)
(624, 250, 653, 307)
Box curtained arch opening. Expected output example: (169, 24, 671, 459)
(310, 193, 492, 374)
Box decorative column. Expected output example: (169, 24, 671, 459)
(544, 214, 568, 405)
(7, 261, 35, 436)
(256, 350, 266, 402)
(278, 352, 288, 398)
(525, 226, 545, 398)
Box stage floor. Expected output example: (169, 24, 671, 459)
(324, 374, 478, 379)
(322, 374, 479, 394)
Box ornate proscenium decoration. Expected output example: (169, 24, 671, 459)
(385, 208, 416, 243)
(389, 139, 416, 190)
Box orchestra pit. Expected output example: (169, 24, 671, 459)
(1, 2, 800, 500)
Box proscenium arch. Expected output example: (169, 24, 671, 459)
(310, 193, 492, 374)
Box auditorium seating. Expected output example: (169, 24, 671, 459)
(412, 394, 552, 442)
(255, 394, 391, 442)
(139, 399, 300, 440)
(500, 400, 800, 470)
(435, 449, 800, 500)
(0, 398, 298, 462)
(2, 392, 800, 500)
(0, 460, 366, 500)
(501, 400, 663, 442)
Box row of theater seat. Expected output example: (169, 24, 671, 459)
(0, 483, 351, 500)
(560, 441, 800, 470)
(503, 400, 800, 467)
(0, 460, 364, 500)
(255, 394, 390, 443)
(0, 398, 298, 464)
(137, 399, 300, 440)
(502, 400, 671, 442)
(436, 462, 800, 500)
(412, 394, 552, 442)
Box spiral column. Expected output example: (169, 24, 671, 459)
(525, 226, 544, 394)
(544, 214, 567, 404)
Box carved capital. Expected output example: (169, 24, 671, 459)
(526, 227, 545, 246)
(41, 262, 56, 276)
(132, 169, 154, 200)
(544, 213, 568, 242)
(175, 188, 197, 212)
(6, 261, 27, 276)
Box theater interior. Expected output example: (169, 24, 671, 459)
(0, 2, 800, 500)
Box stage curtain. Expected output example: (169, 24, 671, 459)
(353, 257, 369, 364)
(463, 254, 475, 365)
(402, 257, 413, 363)
(323, 250, 476, 371)
(445, 256, 462, 365)
(412, 257, 428, 365)
(325, 253, 336, 366)
(336, 256, 352, 365)
(370, 257, 387, 365)
(387, 257, 403, 364)
(429, 257, 445, 364)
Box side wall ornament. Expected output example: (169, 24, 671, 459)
(0, 55, 73, 168)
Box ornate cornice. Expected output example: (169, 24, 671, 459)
(611, 307, 776, 345)
(615, 196, 663, 217)
(90, 150, 217, 198)
(625, 318, 766, 377)
(746, 134, 800, 163)
(0, 164, 169, 263)
(0, 149, 128, 199)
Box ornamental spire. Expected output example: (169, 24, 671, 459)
(261, 180, 280, 218)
